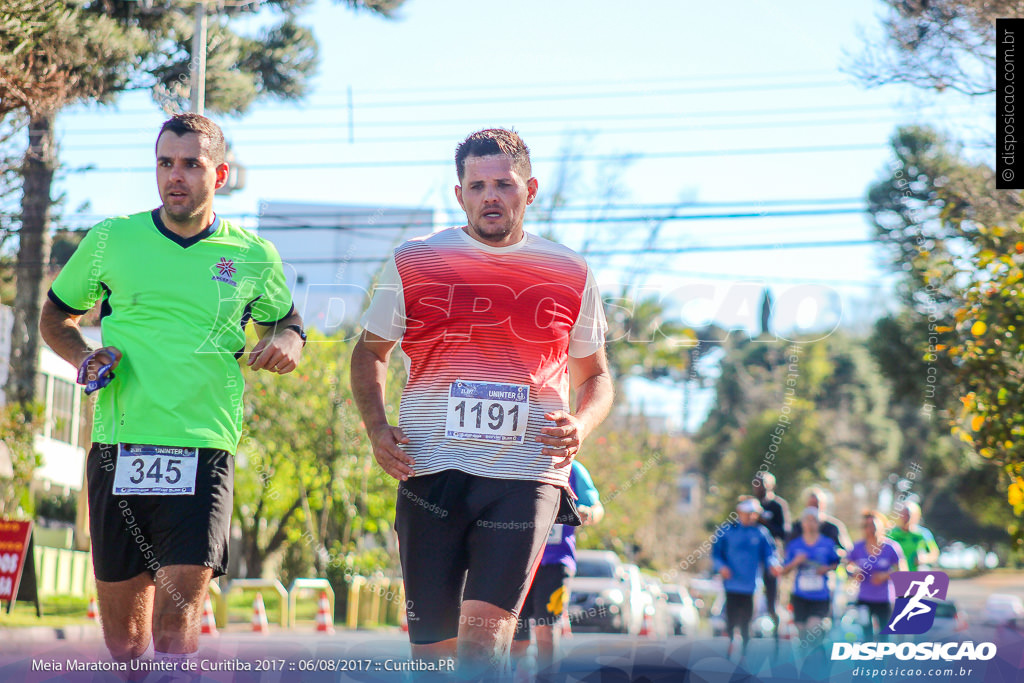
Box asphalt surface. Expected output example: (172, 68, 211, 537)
(1, 571, 1022, 682)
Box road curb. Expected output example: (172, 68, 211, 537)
(0, 624, 102, 641)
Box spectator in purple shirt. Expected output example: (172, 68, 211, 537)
(845, 509, 907, 640)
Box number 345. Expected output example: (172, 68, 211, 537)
(128, 458, 182, 484)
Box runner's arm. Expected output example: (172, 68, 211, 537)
(780, 550, 805, 575)
(351, 330, 414, 481)
(835, 519, 854, 552)
(248, 309, 305, 373)
(578, 501, 604, 525)
(539, 347, 614, 467)
(39, 299, 121, 375)
(919, 530, 940, 565)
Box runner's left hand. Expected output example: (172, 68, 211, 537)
(578, 505, 593, 525)
(248, 329, 303, 374)
(537, 410, 586, 468)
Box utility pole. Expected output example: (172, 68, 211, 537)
(190, 0, 208, 115)
(188, 1, 246, 194)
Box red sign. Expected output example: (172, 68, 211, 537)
(0, 518, 32, 603)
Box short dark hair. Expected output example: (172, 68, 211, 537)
(156, 113, 226, 165)
(455, 128, 531, 181)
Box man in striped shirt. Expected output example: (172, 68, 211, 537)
(351, 129, 614, 677)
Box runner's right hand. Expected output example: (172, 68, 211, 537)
(369, 424, 414, 481)
(78, 347, 122, 381)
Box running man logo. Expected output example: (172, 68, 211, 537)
(884, 571, 950, 635)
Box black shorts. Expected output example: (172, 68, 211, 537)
(725, 592, 754, 632)
(791, 595, 831, 624)
(395, 469, 560, 645)
(87, 443, 234, 583)
(514, 563, 571, 641)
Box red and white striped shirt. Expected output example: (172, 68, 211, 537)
(361, 227, 607, 486)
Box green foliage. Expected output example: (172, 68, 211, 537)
(0, 0, 150, 115)
(865, 124, 1024, 547)
(715, 401, 827, 506)
(574, 418, 688, 571)
(145, 9, 320, 115)
(234, 328, 402, 579)
(0, 402, 43, 516)
(699, 333, 901, 520)
(932, 226, 1024, 528)
(867, 126, 1022, 312)
(34, 489, 76, 523)
(604, 291, 696, 383)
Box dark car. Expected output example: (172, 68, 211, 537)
(568, 550, 632, 633)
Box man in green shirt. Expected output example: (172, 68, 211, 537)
(888, 501, 940, 571)
(39, 113, 305, 668)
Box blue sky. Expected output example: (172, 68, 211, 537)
(52, 0, 991, 428)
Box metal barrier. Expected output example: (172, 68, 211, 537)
(346, 575, 366, 629)
(29, 543, 406, 632)
(207, 578, 225, 628)
(32, 546, 94, 598)
(345, 574, 404, 629)
(287, 578, 334, 629)
(226, 578, 288, 628)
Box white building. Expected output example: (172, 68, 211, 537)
(257, 202, 437, 333)
(0, 305, 89, 491)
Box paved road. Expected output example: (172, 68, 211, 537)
(1, 571, 1021, 682)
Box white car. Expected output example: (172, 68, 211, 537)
(982, 593, 1024, 626)
(662, 584, 701, 637)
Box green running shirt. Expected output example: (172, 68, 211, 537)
(49, 209, 294, 453)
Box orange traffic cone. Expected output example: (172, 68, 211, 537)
(315, 591, 335, 634)
(86, 596, 100, 622)
(251, 593, 269, 634)
(639, 610, 653, 637)
(201, 595, 219, 636)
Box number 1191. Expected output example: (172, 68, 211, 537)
(453, 401, 519, 431)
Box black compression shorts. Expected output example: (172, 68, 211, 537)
(725, 591, 755, 634)
(395, 469, 560, 645)
(514, 562, 570, 641)
(87, 443, 234, 583)
(791, 594, 831, 624)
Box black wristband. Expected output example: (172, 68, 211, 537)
(284, 324, 307, 346)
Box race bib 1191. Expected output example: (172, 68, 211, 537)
(445, 380, 529, 444)
(113, 444, 199, 495)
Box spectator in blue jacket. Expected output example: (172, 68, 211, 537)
(712, 495, 782, 656)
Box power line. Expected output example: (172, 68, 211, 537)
(42, 206, 867, 233)
(269, 239, 877, 265)
(59, 101, 974, 136)
(71, 78, 853, 117)
(67, 142, 887, 174)
(345, 70, 843, 95)
(583, 240, 875, 257)
(328, 80, 852, 109)
(255, 208, 867, 229)
(53, 197, 865, 223)
(596, 263, 888, 288)
(59, 114, 982, 152)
